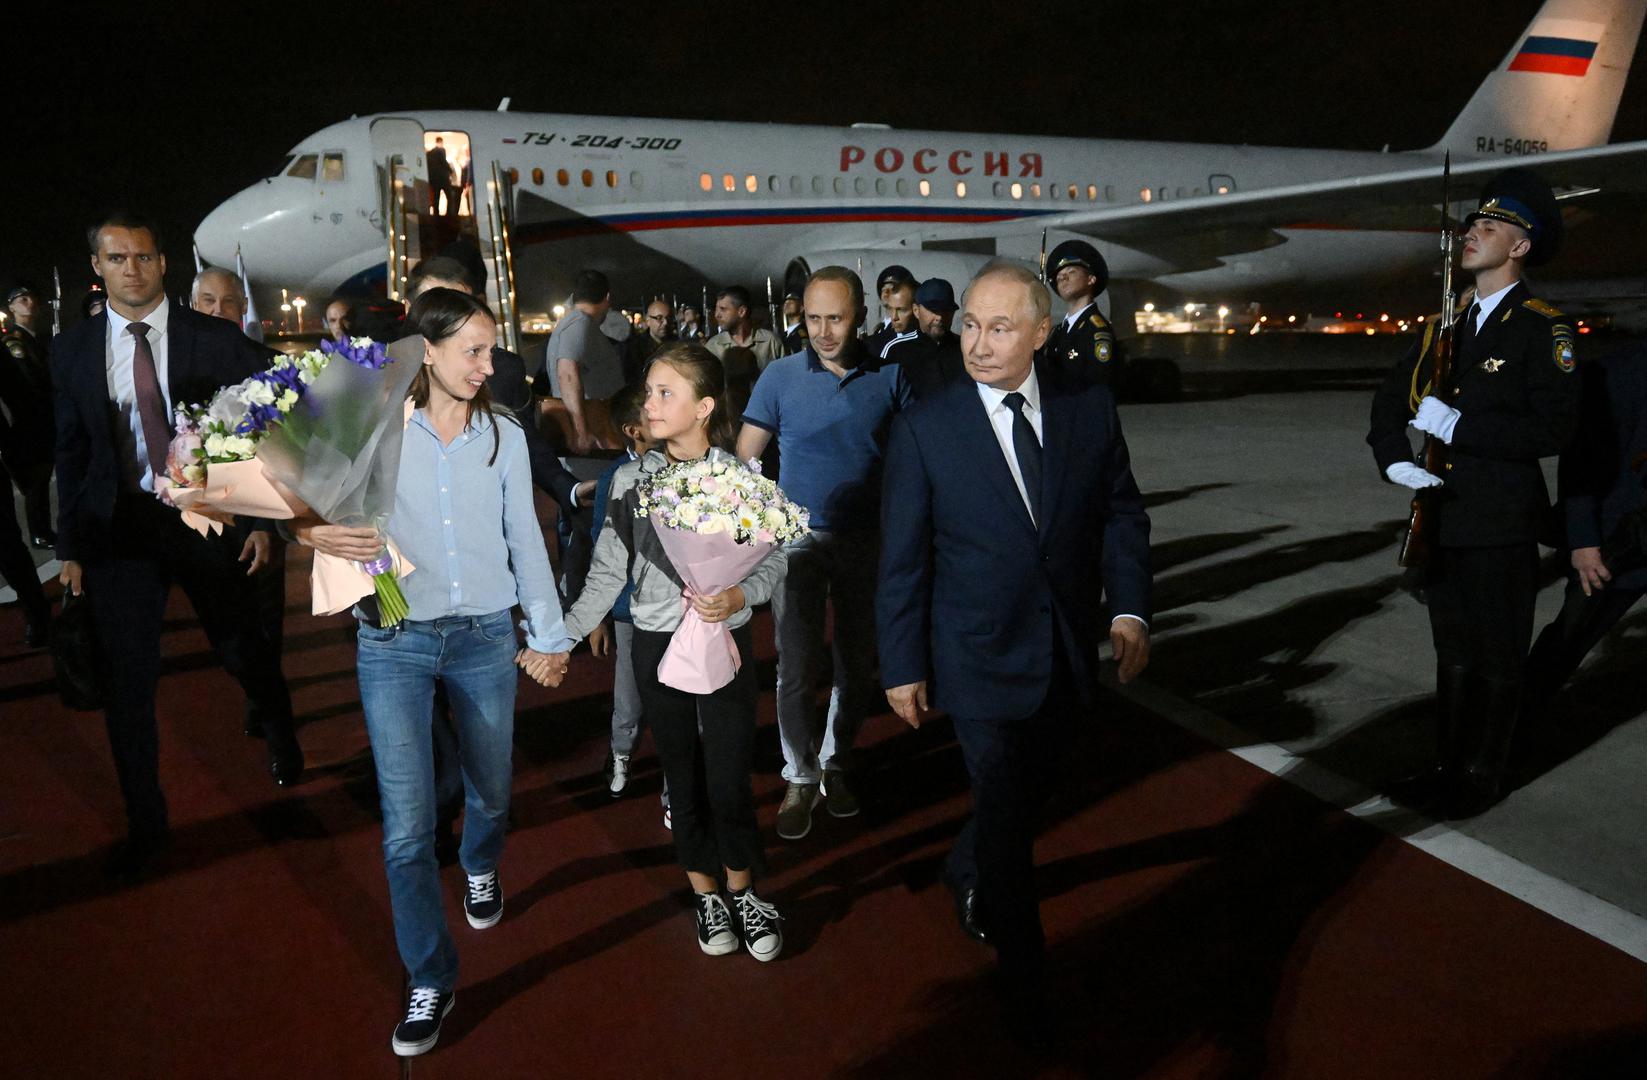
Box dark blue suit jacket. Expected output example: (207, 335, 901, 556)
(877, 362, 1152, 720)
(1560, 345, 1647, 589)
(53, 301, 272, 563)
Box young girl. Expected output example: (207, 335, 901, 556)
(564, 342, 789, 960)
(292, 288, 571, 1056)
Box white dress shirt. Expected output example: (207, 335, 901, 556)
(1063, 301, 1096, 332)
(974, 368, 1147, 630)
(105, 297, 173, 493)
(1470, 280, 1518, 333)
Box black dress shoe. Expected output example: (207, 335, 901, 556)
(30, 534, 56, 552)
(266, 737, 305, 787)
(23, 615, 49, 650)
(102, 831, 171, 880)
(942, 870, 990, 944)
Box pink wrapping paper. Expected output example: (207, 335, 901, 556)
(310, 540, 417, 617)
(649, 511, 775, 693)
(158, 460, 300, 537)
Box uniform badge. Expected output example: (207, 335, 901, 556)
(1553, 336, 1576, 373)
(1095, 339, 1113, 363)
(1067, 347, 1079, 361)
(4, 339, 24, 360)
(1481, 357, 1505, 373)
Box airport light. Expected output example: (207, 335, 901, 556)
(1379, 312, 1389, 322)
(1143, 302, 1155, 312)
(292, 296, 306, 334)
(552, 304, 566, 319)
(1183, 302, 1195, 314)
(1287, 314, 1297, 324)
(1217, 306, 1230, 318)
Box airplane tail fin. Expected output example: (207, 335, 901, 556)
(1430, 0, 1646, 156)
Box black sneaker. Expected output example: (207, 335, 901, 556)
(464, 869, 503, 929)
(391, 987, 453, 1057)
(730, 887, 784, 962)
(695, 891, 738, 956)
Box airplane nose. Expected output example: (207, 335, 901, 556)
(194, 196, 244, 269)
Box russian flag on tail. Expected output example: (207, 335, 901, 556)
(1510, 19, 1603, 76)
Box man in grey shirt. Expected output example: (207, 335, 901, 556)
(548, 269, 625, 454)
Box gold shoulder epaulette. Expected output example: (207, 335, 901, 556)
(1522, 298, 1564, 318)
(1088, 312, 1110, 331)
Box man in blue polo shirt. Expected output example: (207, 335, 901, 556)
(737, 266, 907, 840)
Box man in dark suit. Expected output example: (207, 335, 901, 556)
(877, 261, 1152, 1039)
(55, 212, 302, 876)
(1367, 169, 1579, 819)
(881, 277, 964, 402)
(427, 137, 455, 217)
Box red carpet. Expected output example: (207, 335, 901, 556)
(2, 542, 1644, 1079)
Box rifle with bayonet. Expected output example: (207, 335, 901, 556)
(1398, 154, 1459, 568)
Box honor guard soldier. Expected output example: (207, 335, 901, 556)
(1367, 168, 1580, 819)
(780, 287, 808, 355)
(2, 280, 57, 549)
(1042, 239, 1118, 388)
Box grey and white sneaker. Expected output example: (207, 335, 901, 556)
(606, 752, 630, 797)
(391, 986, 454, 1056)
(731, 887, 784, 962)
(775, 782, 819, 840)
(695, 891, 738, 956)
(464, 869, 503, 929)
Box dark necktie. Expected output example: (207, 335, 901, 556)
(1459, 301, 1480, 351)
(128, 322, 171, 485)
(1002, 391, 1042, 524)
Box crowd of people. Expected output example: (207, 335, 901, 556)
(1, 165, 1632, 1056)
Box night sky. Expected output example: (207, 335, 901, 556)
(9, 0, 1645, 313)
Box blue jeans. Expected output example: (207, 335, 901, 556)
(357, 610, 519, 991)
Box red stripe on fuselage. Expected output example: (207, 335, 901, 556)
(1509, 53, 1592, 76)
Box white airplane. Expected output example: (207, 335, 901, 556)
(195, 0, 1647, 322)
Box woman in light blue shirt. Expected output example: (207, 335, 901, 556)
(292, 288, 571, 1057)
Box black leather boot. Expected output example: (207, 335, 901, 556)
(1448, 676, 1522, 819)
(1389, 663, 1471, 814)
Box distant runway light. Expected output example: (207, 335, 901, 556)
(1143, 302, 1155, 312)
(1379, 312, 1389, 322)
(1287, 314, 1297, 324)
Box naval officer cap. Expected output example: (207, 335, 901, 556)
(1466, 167, 1563, 266)
(1046, 239, 1109, 295)
(875, 265, 917, 292)
(4, 280, 40, 305)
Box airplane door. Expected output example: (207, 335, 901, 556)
(370, 117, 428, 227)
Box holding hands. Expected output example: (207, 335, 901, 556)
(517, 649, 570, 688)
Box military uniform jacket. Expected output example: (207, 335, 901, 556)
(1043, 301, 1117, 388)
(1367, 281, 1581, 547)
(0, 326, 55, 467)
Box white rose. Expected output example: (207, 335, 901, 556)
(242, 380, 277, 407)
(203, 432, 226, 458)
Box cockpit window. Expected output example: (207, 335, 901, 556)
(321, 152, 345, 182)
(287, 154, 318, 180)
(269, 154, 295, 179)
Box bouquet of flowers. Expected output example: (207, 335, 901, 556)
(162, 337, 421, 624)
(635, 455, 808, 692)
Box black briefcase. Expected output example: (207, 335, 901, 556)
(51, 589, 104, 711)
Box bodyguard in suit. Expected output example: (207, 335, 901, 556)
(877, 261, 1151, 1038)
(1367, 169, 1580, 819)
(1523, 342, 1647, 718)
(55, 213, 302, 876)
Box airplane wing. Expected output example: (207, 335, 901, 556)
(893, 141, 1647, 272)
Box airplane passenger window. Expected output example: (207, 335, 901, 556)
(723, 174, 735, 192)
(745, 174, 757, 193)
(1105, 185, 1114, 201)
(992, 181, 1003, 197)
(1050, 184, 1060, 200)
(919, 179, 931, 197)
(768, 175, 780, 193)
(875, 177, 887, 195)
(607, 171, 619, 188)
(1031, 183, 1042, 198)
(955, 181, 967, 197)
(790, 176, 802, 195)
(812, 176, 824, 195)
(1176, 187, 1187, 198)
(1159, 187, 1169, 201)
(700, 173, 712, 191)
(561, 169, 572, 186)
(896, 178, 909, 196)
(1010, 182, 1022, 200)
(288, 154, 319, 180)
(630, 171, 644, 190)
(321, 153, 345, 182)
(1140, 187, 1152, 202)
(833, 177, 845, 195)
(853, 177, 867, 195)
(1088, 184, 1099, 201)
(581, 169, 594, 187)
(1068, 184, 1079, 200)
(532, 168, 544, 185)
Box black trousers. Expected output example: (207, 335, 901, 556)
(947, 637, 1077, 991)
(85, 493, 292, 838)
(1425, 543, 1539, 678)
(1526, 575, 1647, 708)
(0, 460, 48, 622)
(7, 460, 53, 540)
(632, 623, 764, 880)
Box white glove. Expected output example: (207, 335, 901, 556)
(1411, 396, 1461, 445)
(1386, 462, 1444, 489)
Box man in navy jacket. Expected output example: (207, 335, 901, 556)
(877, 262, 1151, 1035)
(55, 213, 301, 876)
